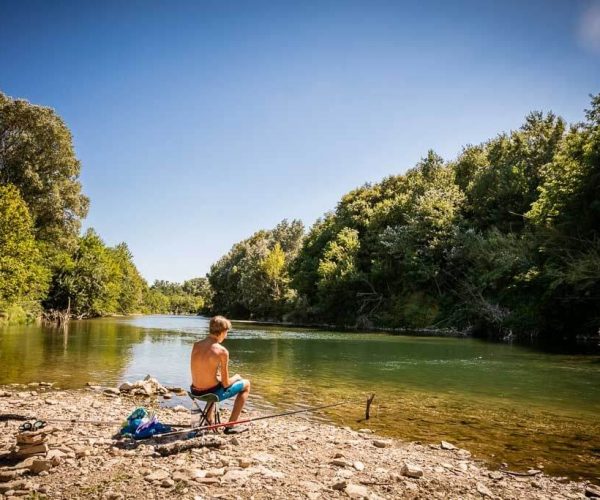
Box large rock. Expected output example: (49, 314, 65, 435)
(372, 440, 390, 448)
(586, 485, 600, 498)
(345, 483, 369, 499)
(401, 462, 423, 479)
(251, 452, 275, 463)
(118, 382, 134, 392)
(441, 441, 456, 450)
(0, 480, 27, 494)
(221, 469, 249, 482)
(28, 459, 53, 474)
(143, 375, 168, 395)
(476, 482, 494, 497)
(161, 478, 175, 488)
(47, 449, 66, 466)
(0, 471, 20, 483)
(145, 469, 170, 482)
(332, 480, 347, 490)
(205, 468, 225, 478)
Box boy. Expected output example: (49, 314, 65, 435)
(190, 316, 251, 434)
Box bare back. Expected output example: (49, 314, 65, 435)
(191, 337, 228, 390)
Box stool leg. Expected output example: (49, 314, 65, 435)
(206, 402, 216, 425)
(191, 400, 204, 428)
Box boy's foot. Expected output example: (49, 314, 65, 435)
(223, 426, 247, 435)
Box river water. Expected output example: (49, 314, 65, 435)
(0, 315, 598, 479)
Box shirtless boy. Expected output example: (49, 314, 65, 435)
(190, 316, 251, 434)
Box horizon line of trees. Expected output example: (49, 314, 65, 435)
(205, 94, 600, 345)
(2, 89, 598, 345)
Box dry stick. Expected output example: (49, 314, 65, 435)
(365, 394, 375, 420)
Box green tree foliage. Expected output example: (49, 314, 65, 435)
(523, 95, 600, 338)
(0, 92, 89, 249)
(47, 229, 121, 317)
(208, 219, 304, 319)
(456, 112, 565, 232)
(148, 279, 208, 315)
(0, 184, 49, 314)
(284, 96, 598, 342)
(45, 230, 152, 318)
(111, 243, 146, 314)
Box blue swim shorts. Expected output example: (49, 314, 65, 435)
(191, 380, 246, 402)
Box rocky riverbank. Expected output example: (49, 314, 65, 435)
(0, 383, 598, 499)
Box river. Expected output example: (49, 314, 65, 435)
(0, 315, 598, 479)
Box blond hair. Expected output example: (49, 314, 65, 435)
(209, 315, 231, 335)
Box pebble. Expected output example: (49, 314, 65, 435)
(332, 480, 347, 490)
(331, 459, 353, 468)
(221, 469, 249, 482)
(205, 468, 225, 478)
(0, 481, 27, 495)
(586, 485, 600, 498)
(172, 471, 189, 482)
(145, 470, 170, 482)
(441, 440, 456, 450)
(0, 383, 586, 500)
(476, 482, 494, 497)
(372, 440, 389, 448)
(345, 483, 369, 499)
(336, 469, 355, 479)
(401, 462, 424, 479)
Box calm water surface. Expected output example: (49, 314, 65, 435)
(1, 315, 598, 479)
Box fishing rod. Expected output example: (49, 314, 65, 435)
(0, 414, 189, 428)
(1, 394, 376, 435)
(145, 399, 353, 440)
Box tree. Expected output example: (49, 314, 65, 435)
(182, 276, 214, 310)
(0, 184, 49, 309)
(456, 112, 565, 232)
(47, 229, 121, 317)
(208, 220, 304, 319)
(0, 92, 89, 249)
(111, 243, 146, 314)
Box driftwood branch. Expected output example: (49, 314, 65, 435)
(365, 394, 375, 420)
(154, 436, 224, 456)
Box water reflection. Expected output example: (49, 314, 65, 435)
(1, 315, 599, 479)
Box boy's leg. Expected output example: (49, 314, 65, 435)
(228, 379, 250, 423)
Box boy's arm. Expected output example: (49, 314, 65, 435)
(219, 349, 231, 388)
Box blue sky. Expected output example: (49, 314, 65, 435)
(1, 0, 598, 282)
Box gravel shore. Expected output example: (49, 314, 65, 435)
(0, 384, 597, 499)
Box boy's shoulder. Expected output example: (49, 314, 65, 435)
(212, 343, 228, 355)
